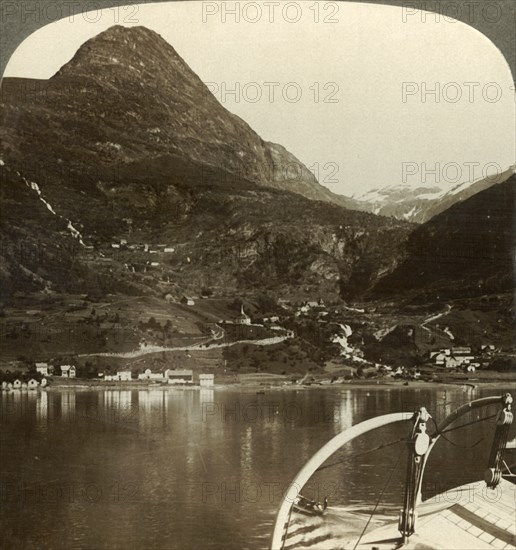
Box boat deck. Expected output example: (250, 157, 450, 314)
(281, 479, 515, 550)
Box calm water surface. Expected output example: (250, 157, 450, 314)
(0, 385, 510, 549)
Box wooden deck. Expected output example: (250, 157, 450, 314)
(281, 479, 515, 550)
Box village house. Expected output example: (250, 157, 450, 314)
(111, 243, 120, 249)
(164, 247, 175, 253)
(104, 371, 132, 381)
(167, 370, 193, 384)
(444, 357, 460, 369)
(150, 261, 160, 267)
(13, 379, 22, 389)
(28, 379, 39, 390)
(138, 369, 165, 381)
(433, 352, 447, 366)
(481, 344, 496, 352)
(60, 365, 76, 378)
(263, 316, 280, 323)
(199, 374, 215, 387)
(451, 346, 475, 366)
(35, 362, 50, 376)
(181, 296, 195, 306)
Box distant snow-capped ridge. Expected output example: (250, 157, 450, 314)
(353, 164, 515, 223)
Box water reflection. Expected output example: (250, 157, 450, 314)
(61, 391, 75, 421)
(36, 390, 48, 424)
(138, 390, 168, 430)
(0, 386, 512, 550)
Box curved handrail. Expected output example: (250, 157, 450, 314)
(270, 412, 414, 550)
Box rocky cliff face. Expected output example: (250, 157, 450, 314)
(0, 25, 411, 302)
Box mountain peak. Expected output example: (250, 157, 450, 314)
(52, 24, 186, 80)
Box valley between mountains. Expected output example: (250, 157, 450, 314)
(0, 25, 514, 384)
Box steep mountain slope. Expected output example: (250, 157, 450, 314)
(0, 25, 356, 209)
(354, 166, 515, 223)
(0, 25, 411, 302)
(373, 175, 515, 299)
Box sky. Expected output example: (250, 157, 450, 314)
(3, 1, 515, 197)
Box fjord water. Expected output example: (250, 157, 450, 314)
(0, 386, 508, 549)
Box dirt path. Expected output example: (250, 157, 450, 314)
(78, 333, 289, 359)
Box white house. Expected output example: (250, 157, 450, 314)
(434, 353, 446, 366)
(199, 374, 215, 387)
(61, 365, 76, 378)
(35, 362, 49, 376)
(138, 369, 164, 381)
(104, 371, 132, 381)
(181, 296, 195, 306)
(28, 379, 39, 390)
(13, 379, 22, 389)
(444, 357, 460, 369)
(164, 247, 175, 253)
(167, 370, 193, 384)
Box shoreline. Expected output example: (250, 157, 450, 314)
(37, 377, 515, 392)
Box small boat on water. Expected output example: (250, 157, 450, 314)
(271, 393, 515, 550)
(292, 495, 327, 516)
